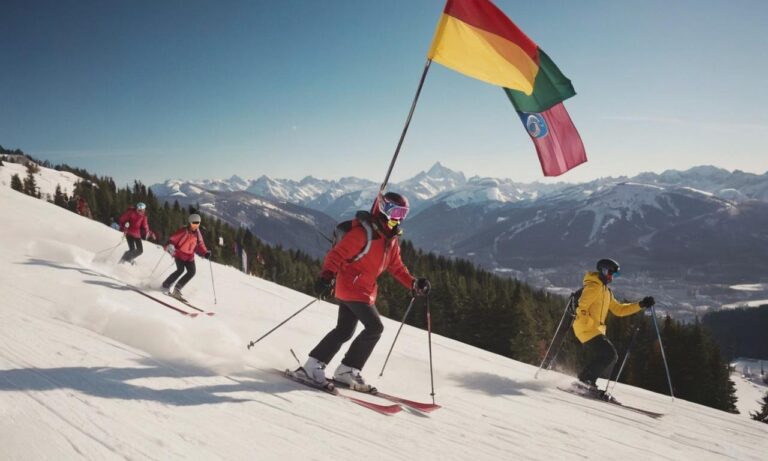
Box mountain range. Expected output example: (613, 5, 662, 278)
(151, 164, 768, 318)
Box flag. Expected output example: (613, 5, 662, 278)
(518, 103, 586, 176)
(428, 0, 586, 175)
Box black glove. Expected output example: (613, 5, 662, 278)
(639, 296, 655, 309)
(413, 277, 431, 296)
(314, 273, 334, 299)
(204, 250, 212, 260)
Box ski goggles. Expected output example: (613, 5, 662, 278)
(379, 201, 409, 221)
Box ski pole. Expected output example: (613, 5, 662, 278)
(209, 258, 217, 305)
(650, 305, 675, 400)
(535, 293, 577, 379)
(147, 251, 166, 280)
(246, 296, 322, 349)
(95, 234, 126, 258)
(606, 326, 639, 396)
(426, 294, 436, 404)
(379, 297, 416, 377)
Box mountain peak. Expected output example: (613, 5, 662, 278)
(427, 162, 462, 179)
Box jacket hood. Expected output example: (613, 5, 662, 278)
(583, 271, 604, 286)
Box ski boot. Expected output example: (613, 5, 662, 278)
(334, 363, 375, 393)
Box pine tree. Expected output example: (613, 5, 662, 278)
(54, 185, 68, 208)
(22, 169, 38, 197)
(10, 173, 23, 191)
(751, 391, 768, 423)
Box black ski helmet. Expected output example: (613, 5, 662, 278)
(596, 258, 620, 283)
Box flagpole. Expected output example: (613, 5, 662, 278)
(380, 58, 433, 192)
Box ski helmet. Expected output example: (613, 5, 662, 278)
(136, 202, 146, 211)
(188, 214, 202, 225)
(596, 258, 620, 283)
(376, 192, 410, 222)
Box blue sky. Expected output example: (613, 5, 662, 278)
(2, 0, 767, 186)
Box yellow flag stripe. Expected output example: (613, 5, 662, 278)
(428, 14, 539, 95)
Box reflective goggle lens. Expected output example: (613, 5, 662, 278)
(380, 201, 409, 221)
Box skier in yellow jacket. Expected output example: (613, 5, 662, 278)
(573, 258, 655, 393)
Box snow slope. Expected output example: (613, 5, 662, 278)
(0, 161, 81, 198)
(1, 186, 767, 461)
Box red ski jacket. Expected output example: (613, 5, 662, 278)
(168, 226, 208, 262)
(118, 207, 154, 240)
(322, 222, 414, 305)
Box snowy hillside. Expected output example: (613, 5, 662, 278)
(2, 186, 767, 460)
(0, 160, 81, 198)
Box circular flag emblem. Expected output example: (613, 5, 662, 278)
(523, 113, 548, 139)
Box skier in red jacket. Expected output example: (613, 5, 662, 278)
(299, 192, 431, 391)
(117, 202, 156, 264)
(162, 214, 211, 299)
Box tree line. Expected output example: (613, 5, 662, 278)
(2, 145, 740, 414)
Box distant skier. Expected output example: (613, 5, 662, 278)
(162, 214, 211, 300)
(572, 258, 655, 396)
(76, 195, 93, 219)
(117, 202, 156, 264)
(297, 192, 431, 391)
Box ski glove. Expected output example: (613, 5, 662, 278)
(314, 271, 334, 299)
(639, 296, 655, 309)
(204, 250, 212, 260)
(413, 277, 431, 296)
(165, 244, 176, 256)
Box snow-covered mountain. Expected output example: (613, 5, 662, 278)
(151, 164, 768, 318)
(3, 185, 767, 460)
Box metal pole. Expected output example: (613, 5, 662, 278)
(246, 297, 321, 349)
(209, 259, 217, 304)
(650, 305, 675, 400)
(379, 59, 433, 192)
(535, 293, 576, 379)
(147, 251, 166, 279)
(606, 326, 639, 395)
(426, 294, 436, 404)
(379, 297, 417, 377)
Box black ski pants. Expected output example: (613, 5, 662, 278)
(163, 258, 196, 290)
(309, 300, 384, 370)
(121, 236, 143, 262)
(578, 335, 618, 385)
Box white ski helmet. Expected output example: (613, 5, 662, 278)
(188, 214, 202, 224)
(136, 202, 146, 211)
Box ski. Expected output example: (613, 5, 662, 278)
(557, 386, 664, 419)
(332, 380, 441, 413)
(163, 291, 215, 316)
(82, 266, 200, 317)
(130, 286, 198, 317)
(274, 369, 402, 415)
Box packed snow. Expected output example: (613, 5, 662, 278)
(2, 185, 767, 460)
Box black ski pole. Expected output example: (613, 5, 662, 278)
(379, 296, 416, 377)
(605, 326, 639, 396)
(246, 294, 324, 349)
(535, 292, 577, 379)
(650, 305, 675, 400)
(426, 294, 436, 404)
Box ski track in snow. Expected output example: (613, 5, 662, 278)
(1, 185, 768, 460)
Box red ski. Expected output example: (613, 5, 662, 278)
(332, 380, 441, 413)
(274, 369, 402, 416)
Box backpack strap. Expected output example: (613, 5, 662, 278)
(350, 212, 373, 262)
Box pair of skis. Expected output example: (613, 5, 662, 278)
(277, 368, 441, 416)
(85, 266, 215, 317)
(558, 385, 664, 419)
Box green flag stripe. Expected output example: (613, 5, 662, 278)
(504, 48, 575, 113)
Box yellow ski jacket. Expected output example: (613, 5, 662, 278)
(572, 272, 641, 343)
